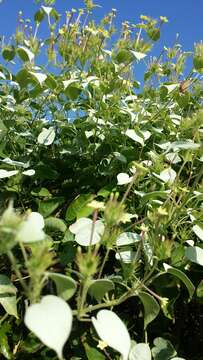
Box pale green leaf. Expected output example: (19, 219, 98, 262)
(185, 246, 203, 266)
(138, 291, 160, 329)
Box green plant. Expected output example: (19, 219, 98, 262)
(0, 1, 202, 359)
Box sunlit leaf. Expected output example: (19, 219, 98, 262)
(192, 224, 203, 241)
(129, 343, 151, 360)
(92, 310, 131, 360)
(125, 129, 144, 146)
(130, 51, 147, 61)
(116, 232, 140, 246)
(69, 217, 104, 246)
(29, 72, 47, 85)
(117, 173, 133, 185)
(0, 170, 18, 178)
(17, 46, 35, 62)
(17, 212, 45, 243)
(185, 246, 203, 267)
(159, 168, 176, 184)
(22, 169, 35, 176)
(115, 250, 137, 263)
(37, 127, 55, 146)
(24, 295, 72, 360)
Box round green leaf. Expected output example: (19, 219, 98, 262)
(88, 279, 115, 302)
(2, 46, 15, 61)
(48, 273, 77, 301)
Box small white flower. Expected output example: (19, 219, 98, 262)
(69, 217, 104, 246)
(92, 310, 131, 360)
(17, 212, 45, 243)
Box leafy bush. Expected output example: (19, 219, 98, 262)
(0, 1, 202, 359)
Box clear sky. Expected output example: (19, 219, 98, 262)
(0, 0, 203, 50)
(0, 0, 203, 80)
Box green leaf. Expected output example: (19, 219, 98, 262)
(65, 194, 94, 221)
(0, 295, 18, 317)
(45, 74, 57, 90)
(141, 191, 170, 202)
(116, 49, 133, 64)
(0, 323, 13, 360)
(34, 9, 45, 23)
(29, 72, 47, 86)
(15, 69, 30, 88)
(147, 27, 160, 41)
(0, 275, 17, 295)
(185, 246, 203, 267)
(125, 129, 144, 146)
(17, 46, 35, 62)
(152, 337, 177, 360)
(48, 273, 77, 300)
(197, 280, 203, 298)
(45, 217, 67, 233)
(2, 46, 15, 61)
(88, 279, 115, 302)
(84, 343, 105, 360)
(138, 291, 160, 329)
(38, 197, 65, 217)
(63, 80, 82, 100)
(163, 264, 195, 300)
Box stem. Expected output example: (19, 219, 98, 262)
(33, 23, 39, 40)
(144, 330, 148, 343)
(8, 251, 27, 292)
(78, 277, 91, 318)
(75, 290, 133, 317)
(121, 173, 138, 205)
(98, 248, 110, 279)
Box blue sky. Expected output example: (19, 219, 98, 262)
(0, 0, 202, 52)
(0, 0, 202, 82)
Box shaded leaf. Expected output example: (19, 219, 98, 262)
(152, 337, 176, 360)
(138, 291, 160, 329)
(48, 273, 77, 301)
(88, 279, 115, 302)
(163, 263, 195, 300)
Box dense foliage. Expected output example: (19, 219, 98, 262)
(0, 1, 202, 359)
